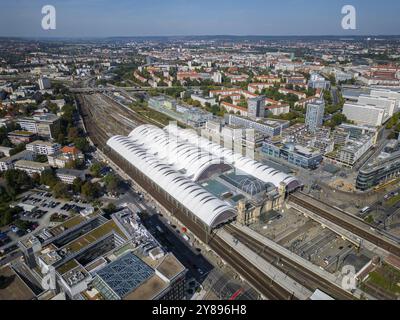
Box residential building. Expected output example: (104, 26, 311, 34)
(17, 114, 60, 139)
(14, 160, 50, 176)
(305, 100, 325, 132)
(26, 140, 61, 155)
(190, 94, 216, 107)
(212, 72, 222, 83)
(248, 96, 266, 119)
(0, 150, 35, 172)
(336, 136, 374, 167)
(226, 114, 289, 137)
(56, 168, 86, 184)
(220, 102, 248, 117)
(48, 146, 84, 168)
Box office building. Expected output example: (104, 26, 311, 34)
(343, 103, 386, 127)
(226, 114, 289, 137)
(262, 140, 323, 169)
(17, 208, 187, 300)
(308, 73, 331, 90)
(17, 114, 60, 139)
(305, 100, 325, 132)
(357, 147, 400, 190)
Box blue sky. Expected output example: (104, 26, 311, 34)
(1, 0, 400, 37)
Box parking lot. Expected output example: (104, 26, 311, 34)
(1, 189, 95, 252)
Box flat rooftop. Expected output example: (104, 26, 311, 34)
(155, 253, 186, 282)
(27, 140, 57, 147)
(62, 220, 127, 254)
(49, 215, 86, 237)
(56, 259, 79, 275)
(8, 130, 36, 136)
(123, 273, 168, 300)
(15, 160, 50, 169)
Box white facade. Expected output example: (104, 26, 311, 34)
(14, 160, 50, 176)
(26, 141, 61, 155)
(107, 134, 236, 229)
(343, 103, 386, 127)
(358, 95, 395, 119)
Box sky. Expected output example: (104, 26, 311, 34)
(1, 0, 400, 37)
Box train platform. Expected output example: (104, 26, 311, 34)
(217, 228, 313, 300)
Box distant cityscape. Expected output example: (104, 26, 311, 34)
(1, 20, 400, 303)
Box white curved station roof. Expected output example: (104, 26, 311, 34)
(128, 125, 233, 181)
(107, 135, 236, 229)
(164, 124, 301, 189)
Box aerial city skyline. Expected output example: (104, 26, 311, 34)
(1, 0, 400, 37)
(1, 0, 400, 309)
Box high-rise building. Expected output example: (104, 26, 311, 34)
(38, 77, 51, 90)
(248, 96, 266, 119)
(306, 100, 325, 132)
(212, 72, 222, 84)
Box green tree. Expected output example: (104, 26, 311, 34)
(90, 162, 105, 178)
(53, 182, 70, 199)
(103, 203, 117, 214)
(81, 182, 101, 200)
(67, 127, 80, 143)
(72, 177, 84, 194)
(73, 137, 90, 153)
(9, 143, 26, 156)
(40, 169, 59, 188)
(103, 173, 120, 194)
(34, 154, 48, 163)
(4, 170, 32, 194)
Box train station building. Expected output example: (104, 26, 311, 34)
(107, 124, 302, 227)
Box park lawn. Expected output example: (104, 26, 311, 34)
(367, 264, 400, 295)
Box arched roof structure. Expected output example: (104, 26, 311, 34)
(107, 135, 236, 229)
(128, 125, 233, 181)
(164, 124, 302, 190)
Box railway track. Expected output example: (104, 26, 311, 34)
(224, 225, 355, 300)
(289, 193, 400, 257)
(77, 93, 293, 300)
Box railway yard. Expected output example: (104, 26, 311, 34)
(78, 92, 400, 300)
